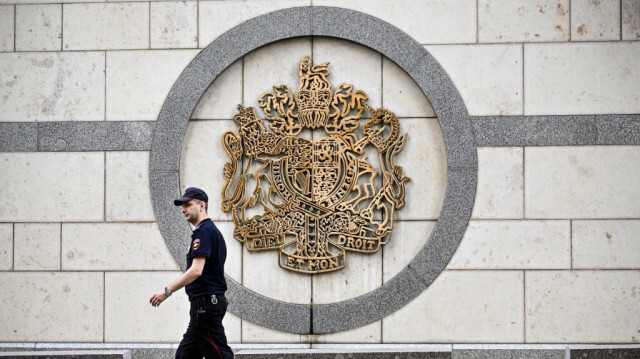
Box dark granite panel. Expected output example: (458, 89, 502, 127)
(409, 168, 476, 284)
(37, 122, 153, 151)
(149, 171, 191, 271)
(569, 348, 640, 359)
(236, 350, 450, 359)
(453, 349, 565, 359)
(0, 123, 37, 151)
(310, 7, 425, 72)
(150, 58, 218, 172)
(597, 114, 640, 145)
(312, 266, 427, 334)
(226, 280, 311, 334)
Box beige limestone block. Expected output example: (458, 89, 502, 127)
(63, 3, 148, 50)
(526, 270, 640, 342)
(573, 220, 640, 269)
(192, 60, 243, 120)
(106, 152, 154, 222)
(106, 49, 199, 121)
(150, 1, 197, 49)
(215, 221, 242, 283)
(0, 152, 104, 222)
(571, 0, 621, 41)
(306, 321, 381, 343)
(525, 146, 640, 218)
(478, 0, 570, 42)
(243, 38, 312, 112)
(242, 321, 304, 343)
(105, 271, 189, 342)
(0, 5, 14, 52)
(383, 221, 436, 281)
(315, 0, 477, 44)
(383, 271, 524, 342)
(0, 224, 11, 270)
(622, 0, 640, 40)
(382, 57, 435, 118)
(448, 220, 570, 269)
(394, 118, 447, 220)
(0, 272, 103, 341)
(198, 0, 310, 47)
(223, 312, 242, 344)
(0, 52, 104, 121)
(313, 251, 382, 304)
(525, 42, 640, 115)
(472, 147, 524, 219)
(313, 38, 382, 109)
(62, 223, 179, 271)
(180, 120, 235, 222)
(14, 223, 60, 271)
(425, 45, 523, 116)
(16, 4, 61, 51)
(242, 247, 311, 304)
(1, 0, 102, 3)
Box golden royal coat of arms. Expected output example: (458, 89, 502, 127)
(221, 57, 409, 274)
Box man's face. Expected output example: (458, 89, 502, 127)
(181, 199, 202, 225)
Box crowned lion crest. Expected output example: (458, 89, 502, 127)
(221, 57, 409, 274)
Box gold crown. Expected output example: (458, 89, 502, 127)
(295, 57, 333, 129)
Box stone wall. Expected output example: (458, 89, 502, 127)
(0, 0, 639, 346)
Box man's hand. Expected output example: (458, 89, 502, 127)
(150, 289, 168, 307)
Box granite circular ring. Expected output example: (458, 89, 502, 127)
(149, 6, 477, 334)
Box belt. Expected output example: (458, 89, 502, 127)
(192, 293, 225, 304)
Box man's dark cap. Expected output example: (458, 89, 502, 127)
(174, 187, 208, 206)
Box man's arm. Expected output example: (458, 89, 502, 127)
(149, 256, 206, 307)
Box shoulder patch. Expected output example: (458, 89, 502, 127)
(192, 238, 201, 250)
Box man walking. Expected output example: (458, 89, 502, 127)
(150, 187, 234, 359)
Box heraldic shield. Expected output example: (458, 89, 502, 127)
(221, 56, 410, 274)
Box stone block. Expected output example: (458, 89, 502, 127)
(526, 271, 640, 342)
(37, 121, 154, 151)
(0, 5, 13, 52)
(0, 272, 103, 341)
(15, 4, 61, 51)
(192, 61, 243, 120)
(571, 0, 621, 41)
(448, 220, 570, 269)
(0, 52, 104, 122)
(425, 44, 523, 116)
(382, 57, 435, 118)
(313, 251, 382, 304)
(382, 271, 524, 342)
(241, 322, 304, 343)
(179, 120, 236, 222)
(622, 0, 640, 40)
(478, 0, 569, 42)
(150, 1, 197, 49)
(383, 221, 436, 281)
(62, 223, 179, 271)
(0, 351, 131, 359)
(452, 347, 565, 359)
(242, 247, 311, 304)
(198, 0, 311, 47)
(394, 118, 447, 220)
(306, 321, 381, 343)
(525, 42, 640, 115)
(525, 147, 640, 218)
(106, 50, 200, 121)
(63, 3, 148, 50)
(569, 348, 640, 359)
(572, 220, 640, 269)
(0, 152, 104, 222)
(0, 224, 11, 270)
(313, 38, 382, 108)
(597, 115, 640, 145)
(214, 221, 243, 283)
(106, 152, 154, 222)
(472, 147, 523, 219)
(224, 312, 242, 344)
(243, 38, 312, 112)
(104, 272, 189, 342)
(0, 123, 36, 152)
(14, 223, 60, 271)
(314, 0, 476, 44)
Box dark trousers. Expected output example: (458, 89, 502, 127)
(175, 294, 234, 359)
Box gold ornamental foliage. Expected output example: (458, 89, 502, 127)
(221, 56, 409, 274)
